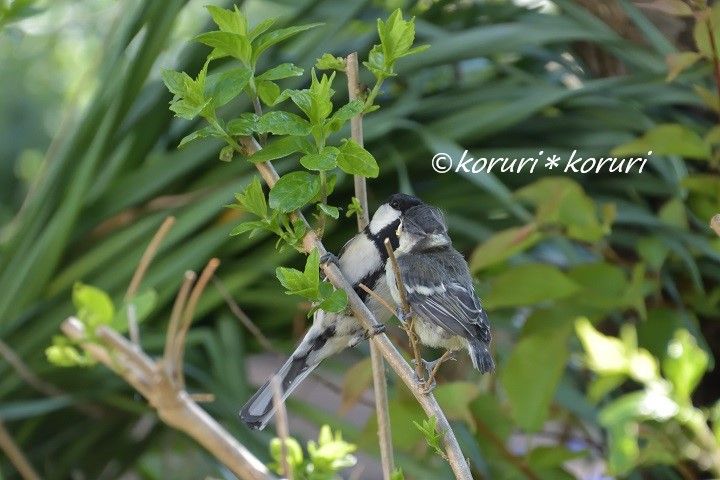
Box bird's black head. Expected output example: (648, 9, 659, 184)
(387, 193, 423, 213)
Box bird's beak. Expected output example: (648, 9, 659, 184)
(396, 221, 403, 237)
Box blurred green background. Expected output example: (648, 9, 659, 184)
(2, 0, 720, 479)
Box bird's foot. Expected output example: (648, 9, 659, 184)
(396, 307, 412, 325)
(366, 323, 386, 339)
(320, 252, 340, 267)
(412, 352, 455, 394)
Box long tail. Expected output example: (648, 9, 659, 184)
(239, 354, 318, 430)
(468, 341, 494, 374)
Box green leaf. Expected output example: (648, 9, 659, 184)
(112, 289, 158, 333)
(318, 288, 347, 313)
(219, 145, 234, 162)
(336, 139, 379, 178)
(248, 18, 276, 42)
(269, 171, 321, 212)
(470, 224, 541, 272)
(195, 31, 252, 64)
(227, 113, 258, 136)
(663, 329, 709, 404)
(501, 310, 572, 430)
(666, 51, 701, 81)
(256, 80, 280, 106)
(72, 282, 114, 331)
(206, 5, 247, 35)
(434, 382, 480, 427)
(484, 264, 579, 310)
(318, 203, 339, 219)
(304, 248, 321, 293)
(247, 136, 310, 164)
(230, 220, 266, 237)
(308, 70, 335, 124)
(161, 69, 191, 97)
(611, 124, 711, 160)
(234, 177, 268, 218)
(276, 267, 316, 298)
(575, 317, 628, 375)
(177, 125, 222, 149)
(346, 197, 363, 219)
(251, 23, 323, 65)
(694, 5, 720, 58)
(315, 53, 346, 71)
(327, 99, 364, 132)
(45, 336, 93, 367)
(206, 66, 252, 108)
(300, 147, 339, 171)
(256, 63, 304, 81)
(255, 111, 311, 136)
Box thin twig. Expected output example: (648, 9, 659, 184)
(384, 239, 425, 382)
(125, 216, 176, 346)
(0, 419, 41, 480)
(126, 216, 175, 299)
(346, 51, 394, 480)
(61, 318, 276, 480)
(271, 376, 293, 480)
(234, 136, 473, 480)
(213, 277, 276, 353)
(358, 283, 396, 317)
(174, 258, 220, 389)
(164, 271, 196, 382)
(711, 214, 720, 237)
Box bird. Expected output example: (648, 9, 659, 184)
(240, 193, 424, 429)
(385, 203, 494, 389)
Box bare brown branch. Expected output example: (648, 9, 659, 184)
(61, 317, 276, 480)
(0, 419, 41, 480)
(271, 376, 293, 480)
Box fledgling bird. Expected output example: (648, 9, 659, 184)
(240, 193, 424, 430)
(385, 204, 494, 384)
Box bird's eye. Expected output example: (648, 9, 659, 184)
(390, 201, 399, 209)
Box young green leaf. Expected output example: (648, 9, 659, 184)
(112, 289, 158, 333)
(206, 66, 252, 108)
(304, 248, 321, 293)
(227, 113, 259, 136)
(73, 282, 114, 331)
(230, 220, 267, 237)
(234, 176, 268, 218)
(336, 139, 379, 177)
(206, 5, 247, 35)
(318, 203, 339, 219)
(219, 145, 234, 162)
(247, 136, 310, 164)
(256, 63, 304, 81)
(251, 23, 323, 66)
(346, 197, 363, 219)
(300, 147, 339, 171)
(315, 53, 346, 72)
(256, 79, 280, 105)
(255, 111, 311, 136)
(46, 336, 94, 367)
(248, 17, 276, 42)
(276, 266, 317, 298)
(327, 99, 364, 132)
(177, 125, 222, 149)
(269, 171, 321, 212)
(195, 31, 252, 65)
(308, 70, 335, 124)
(318, 288, 347, 313)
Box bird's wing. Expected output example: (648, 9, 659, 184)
(403, 276, 491, 344)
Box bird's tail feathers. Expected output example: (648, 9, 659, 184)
(239, 355, 317, 430)
(468, 341, 494, 374)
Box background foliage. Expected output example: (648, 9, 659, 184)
(1, 0, 720, 479)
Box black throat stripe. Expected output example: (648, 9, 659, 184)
(353, 219, 401, 302)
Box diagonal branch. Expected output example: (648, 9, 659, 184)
(345, 51, 395, 480)
(235, 136, 474, 480)
(0, 419, 41, 480)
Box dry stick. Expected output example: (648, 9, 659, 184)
(346, 51, 395, 480)
(235, 136, 473, 480)
(271, 376, 293, 480)
(384, 239, 426, 383)
(60, 318, 276, 480)
(173, 258, 220, 389)
(0, 419, 41, 480)
(125, 216, 176, 346)
(213, 277, 276, 353)
(164, 271, 196, 380)
(711, 214, 720, 237)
